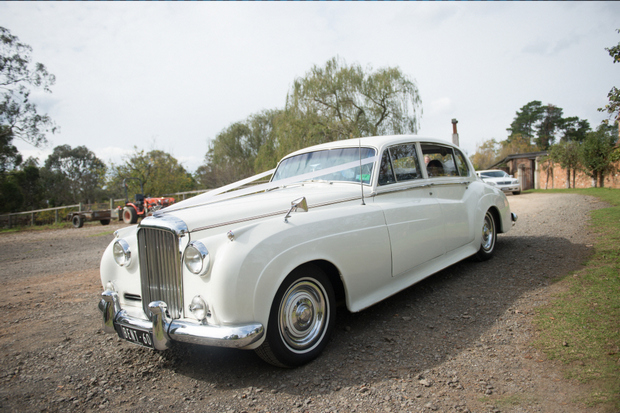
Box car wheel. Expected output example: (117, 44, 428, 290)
(100, 219, 110, 225)
(72, 215, 84, 228)
(512, 191, 521, 195)
(256, 265, 335, 368)
(123, 206, 138, 224)
(475, 210, 496, 261)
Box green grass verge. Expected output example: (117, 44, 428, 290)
(530, 188, 620, 409)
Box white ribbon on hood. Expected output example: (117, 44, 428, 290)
(157, 155, 378, 215)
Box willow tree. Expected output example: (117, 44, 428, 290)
(279, 57, 422, 150)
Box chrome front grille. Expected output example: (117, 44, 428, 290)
(137, 226, 184, 319)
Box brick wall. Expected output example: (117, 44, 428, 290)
(533, 161, 620, 189)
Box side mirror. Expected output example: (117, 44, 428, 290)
(284, 197, 308, 223)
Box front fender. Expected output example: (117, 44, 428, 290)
(199, 202, 392, 342)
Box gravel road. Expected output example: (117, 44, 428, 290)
(0, 193, 610, 412)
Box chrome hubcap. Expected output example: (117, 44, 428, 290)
(279, 279, 328, 352)
(481, 212, 495, 252)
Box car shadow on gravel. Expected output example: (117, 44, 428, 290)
(156, 233, 590, 397)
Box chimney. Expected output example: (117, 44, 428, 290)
(452, 118, 459, 146)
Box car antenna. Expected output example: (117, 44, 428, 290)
(359, 138, 365, 206)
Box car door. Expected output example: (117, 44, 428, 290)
(421, 143, 475, 252)
(373, 143, 445, 277)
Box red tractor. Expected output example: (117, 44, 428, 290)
(120, 178, 175, 224)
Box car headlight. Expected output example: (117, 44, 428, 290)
(113, 239, 131, 267)
(184, 241, 210, 276)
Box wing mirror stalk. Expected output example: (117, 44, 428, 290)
(284, 197, 308, 223)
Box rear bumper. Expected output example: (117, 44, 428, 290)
(99, 290, 264, 350)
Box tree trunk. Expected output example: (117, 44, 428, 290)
(565, 168, 570, 188)
(572, 169, 576, 189)
(591, 172, 598, 188)
(599, 172, 605, 188)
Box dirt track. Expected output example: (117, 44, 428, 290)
(0, 193, 611, 412)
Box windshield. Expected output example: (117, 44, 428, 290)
(272, 147, 376, 184)
(481, 171, 508, 178)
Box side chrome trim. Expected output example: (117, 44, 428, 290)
(374, 182, 432, 196)
(99, 292, 264, 350)
(430, 180, 472, 187)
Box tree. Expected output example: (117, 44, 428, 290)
(580, 122, 620, 187)
(598, 29, 620, 141)
(42, 145, 107, 205)
(506, 101, 544, 145)
(549, 141, 581, 188)
(284, 56, 422, 144)
(0, 158, 42, 213)
(0, 26, 57, 171)
(206, 110, 280, 185)
(108, 148, 195, 199)
(469, 139, 500, 170)
(548, 115, 591, 188)
(535, 104, 564, 149)
(498, 133, 538, 160)
(559, 116, 590, 143)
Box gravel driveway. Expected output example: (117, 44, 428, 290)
(0, 193, 609, 412)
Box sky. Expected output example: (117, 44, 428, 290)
(2, 2, 619, 173)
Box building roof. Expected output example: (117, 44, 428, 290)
(488, 151, 548, 169)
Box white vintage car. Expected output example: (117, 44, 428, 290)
(99, 135, 517, 367)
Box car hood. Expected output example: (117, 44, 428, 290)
(144, 182, 367, 233)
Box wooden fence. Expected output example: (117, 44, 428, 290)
(0, 199, 125, 229)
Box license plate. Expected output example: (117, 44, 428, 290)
(118, 325, 154, 348)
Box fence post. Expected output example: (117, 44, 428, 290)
(55, 209, 59, 224)
(8, 214, 11, 229)
(79, 202, 83, 212)
(31, 212, 35, 226)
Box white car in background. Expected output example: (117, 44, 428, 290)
(476, 169, 521, 195)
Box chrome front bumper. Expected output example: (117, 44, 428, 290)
(99, 290, 264, 350)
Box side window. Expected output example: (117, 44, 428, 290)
(378, 144, 421, 185)
(421, 143, 459, 177)
(378, 150, 396, 185)
(454, 149, 470, 177)
(390, 144, 421, 182)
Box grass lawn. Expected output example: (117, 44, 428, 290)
(531, 188, 620, 410)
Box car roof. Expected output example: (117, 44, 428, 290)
(281, 135, 458, 160)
